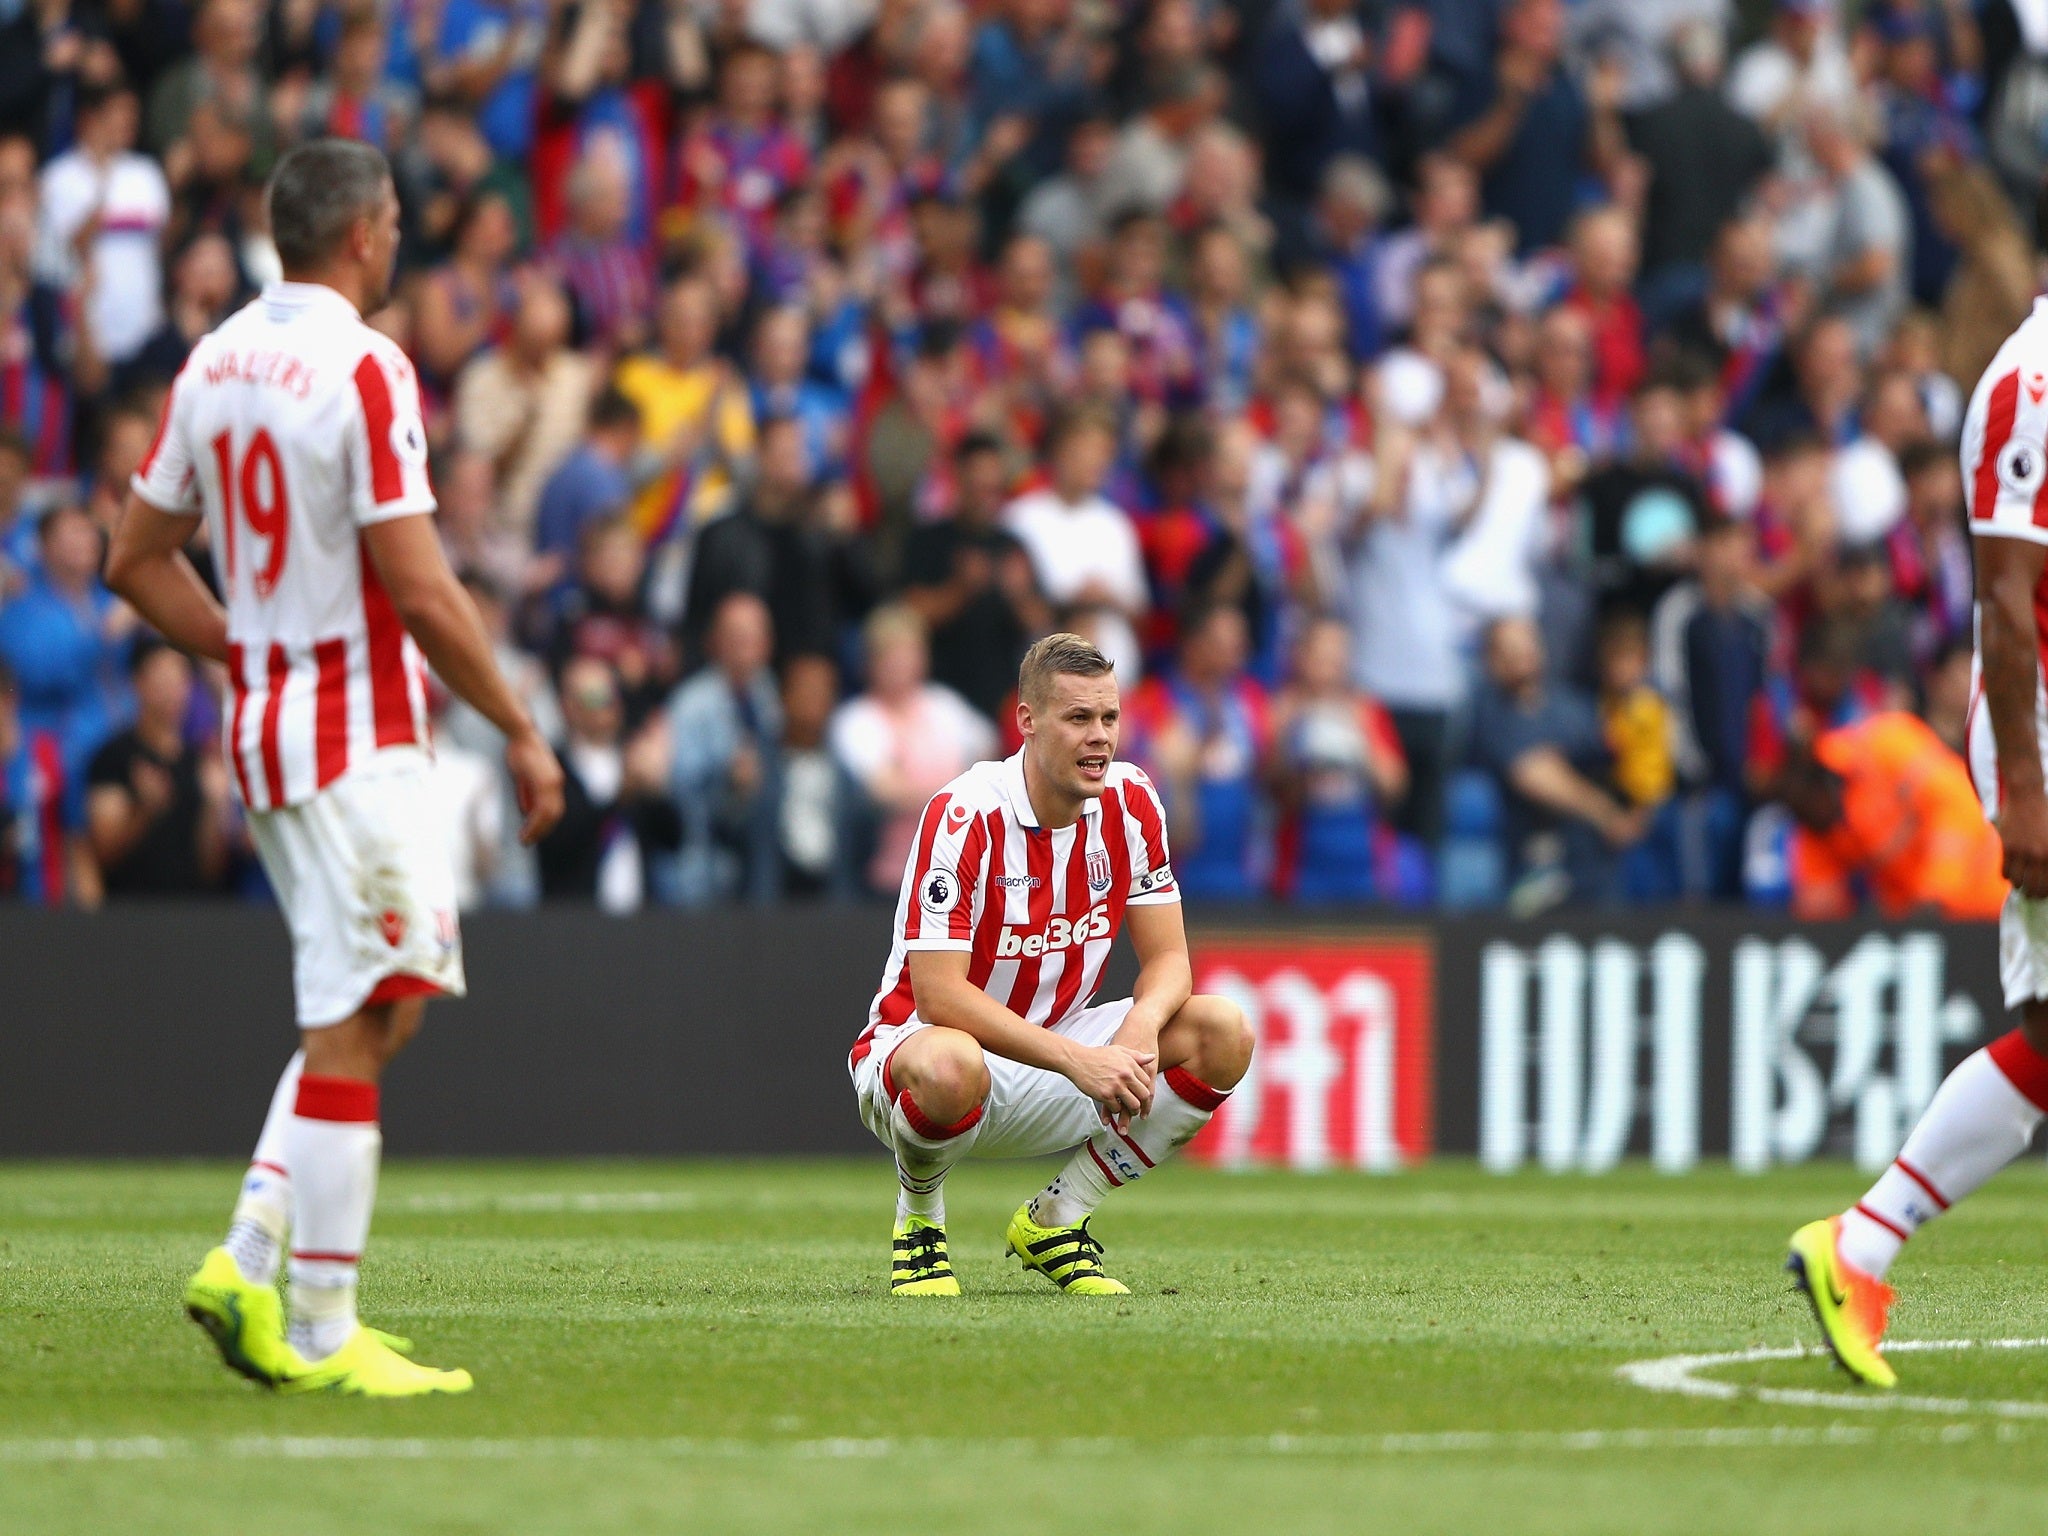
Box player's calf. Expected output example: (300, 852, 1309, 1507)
(1016, 995, 1251, 1290)
(879, 1028, 989, 1294)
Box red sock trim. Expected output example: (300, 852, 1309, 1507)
(895, 1089, 982, 1142)
(1086, 1140, 1126, 1187)
(1163, 1066, 1229, 1113)
(1892, 1158, 1951, 1211)
(1987, 1029, 2048, 1111)
(294, 1075, 380, 1123)
(365, 972, 443, 1008)
(1853, 1202, 1911, 1242)
(249, 1160, 289, 1179)
(289, 1250, 360, 1264)
(881, 1056, 898, 1102)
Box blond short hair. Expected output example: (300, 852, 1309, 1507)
(1019, 632, 1114, 708)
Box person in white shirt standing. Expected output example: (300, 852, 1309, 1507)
(1001, 406, 1151, 683)
(34, 82, 170, 367)
(106, 139, 565, 1398)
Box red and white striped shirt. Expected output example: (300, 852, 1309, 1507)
(131, 282, 436, 811)
(853, 750, 1179, 1067)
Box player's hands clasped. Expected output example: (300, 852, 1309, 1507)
(1067, 1043, 1157, 1133)
(505, 726, 567, 846)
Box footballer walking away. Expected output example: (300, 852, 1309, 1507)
(848, 632, 1255, 1294)
(1788, 265, 2048, 1389)
(106, 139, 566, 1396)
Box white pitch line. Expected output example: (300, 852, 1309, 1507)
(1619, 1337, 2048, 1418)
(388, 1192, 703, 1214)
(0, 1423, 2024, 1465)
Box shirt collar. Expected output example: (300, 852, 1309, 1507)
(999, 747, 1102, 830)
(261, 280, 361, 321)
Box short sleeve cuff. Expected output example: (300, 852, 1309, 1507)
(355, 496, 438, 529)
(128, 471, 200, 516)
(1970, 519, 2048, 548)
(900, 936, 973, 952)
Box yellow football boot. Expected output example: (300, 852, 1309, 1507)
(1786, 1216, 1897, 1388)
(280, 1326, 474, 1397)
(183, 1246, 302, 1387)
(891, 1216, 961, 1295)
(1005, 1203, 1129, 1295)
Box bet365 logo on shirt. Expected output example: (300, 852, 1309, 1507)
(994, 905, 1113, 958)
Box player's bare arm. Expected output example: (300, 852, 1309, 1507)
(359, 514, 565, 846)
(1114, 898, 1194, 1064)
(104, 497, 229, 664)
(1978, 532, 2048, 896)
(905, 948, 1156, 1122)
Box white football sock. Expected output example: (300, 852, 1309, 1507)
(1838, 1031, 2048, 1280)
(284, 1074, 382, 1361)
(889, 1088, 984, 1226)
(1031, 1067, 1229, 1228)
(223, 1050, 303, 1284)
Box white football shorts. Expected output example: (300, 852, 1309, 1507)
(852, 998, 1135, 1159)
(246, 745, 466, 1028)
(1965, 694, 2048, 1009)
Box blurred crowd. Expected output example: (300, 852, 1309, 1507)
(0, 0, 2039, 915)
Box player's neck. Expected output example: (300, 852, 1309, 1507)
(277, 267, 367, 316)
(1021, 751, 1082, 830)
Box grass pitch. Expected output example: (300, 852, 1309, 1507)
(6, 1158, 2048, 1533)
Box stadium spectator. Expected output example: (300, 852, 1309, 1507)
(533, 386, 641, 593)
(1780, 711, 2006, 922)
(1794, 97, 1912, 358)
(776, 652, 854, 899)
(612, 273, 755, 541)
(538, 656, 679, 912)
(1270, 615, 1409, 903)
(546, 141, 656, 354)
(1251, 0, 1403, 207)
(1652, 514, 1770, 899)
(832, 603, 994, 893)
(0, 504, 131, 770)
(547, 515, 677, 724)
(84, 638, 229, 898)
(1444, 0, 1617, 255)
(1596, 611, 1681, 900)
(1002, 405, 1150, 681)
(1625, 24, 1772, 313)
(1133, 603, 1270, 901)
(412, 186, 523, 394)
(669, 591, 782, 906)
(435, 450, 535, 606)
(901, 431, 1047, 720)
(684, 413, 864, 666)
(452, 272, 600, 542)
(1468, 614, 1643, 912)
(0, 654, 93, 906)
(117, 231, 241, 396)
(35, 81, 168, 368)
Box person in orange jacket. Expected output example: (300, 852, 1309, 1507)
(1778, 711, 2008, 921)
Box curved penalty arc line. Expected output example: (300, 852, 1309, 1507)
(1617, 1337, 2048, 1419)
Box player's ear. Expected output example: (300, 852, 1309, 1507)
(1015, 696, 1033, 741)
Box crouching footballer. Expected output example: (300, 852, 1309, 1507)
(848, 632, 1254, 1294)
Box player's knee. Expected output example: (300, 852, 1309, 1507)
(897, 1032, 990, 1122)
(1184, 994, 1254, 1090)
